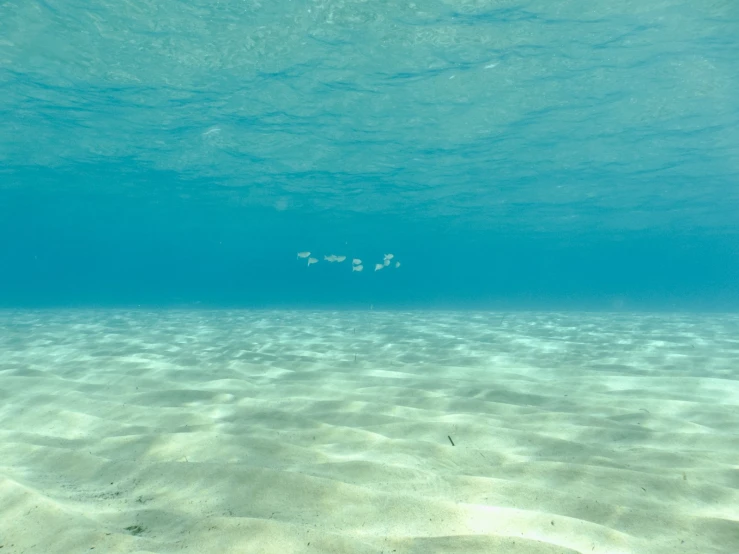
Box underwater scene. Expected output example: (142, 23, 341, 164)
(1, 1, 738, 553)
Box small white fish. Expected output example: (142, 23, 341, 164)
(395, 261, 401, 268)
(352, 264, 363, 272)
(352, 258, 362, 265)
(307, 257, 318, 266)
(324, 254, 338, 262)
(297, 251, 311, 259)
(336, 255, 346, 262)
(383, 253, 394, 260)
(374, 263, 384, 271)
(383, 259, 390, 267)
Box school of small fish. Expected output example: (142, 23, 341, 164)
(296, 251, 401, 273)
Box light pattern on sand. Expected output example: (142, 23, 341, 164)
(0, 310, 737, 553)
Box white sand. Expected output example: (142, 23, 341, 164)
(0, 309, 737, 554)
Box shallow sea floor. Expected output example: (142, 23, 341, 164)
(0, 310, 737, 554)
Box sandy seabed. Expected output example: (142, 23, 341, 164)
(0, 309, 737, 554)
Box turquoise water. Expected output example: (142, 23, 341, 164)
(1, 5, 739, 552)
(1, 0, 738, 309)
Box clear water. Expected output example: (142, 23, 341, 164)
(1, 1, 738, 553)
(1, 0, 738, 309)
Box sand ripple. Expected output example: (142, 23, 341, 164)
(1, 310, 737, 553)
